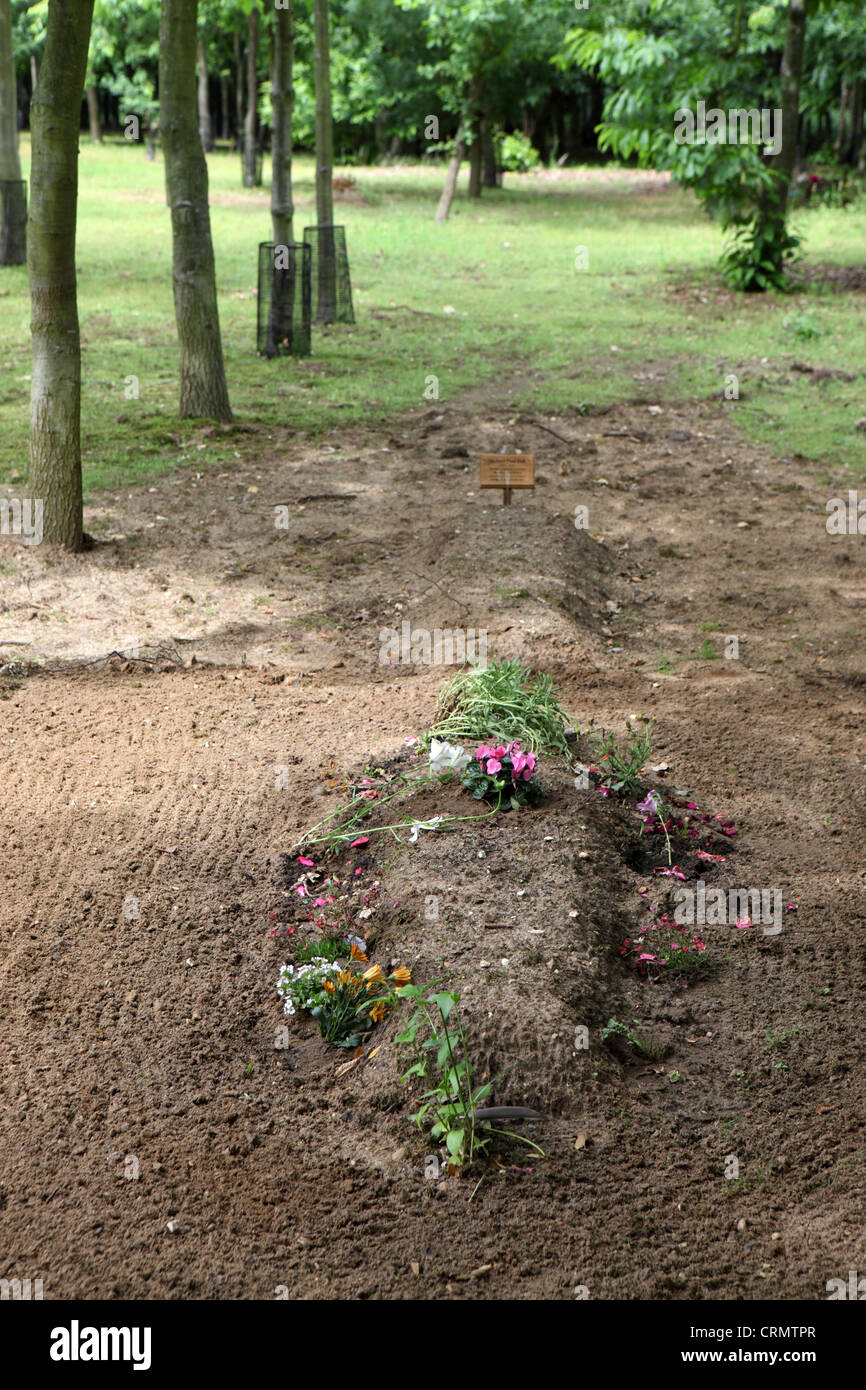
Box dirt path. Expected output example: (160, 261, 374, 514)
(1, 384, 864, 1299)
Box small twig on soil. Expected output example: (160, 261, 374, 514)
(602, 431, 650, 442)
(518, 415, 575, 445)
(403, 567, 470, 614)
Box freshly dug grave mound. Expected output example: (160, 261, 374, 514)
(277, 748, 736, 1141)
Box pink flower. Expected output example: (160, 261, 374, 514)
(298, 856, 315, 867)
(786, 901, 797, 911)
(693, 939, 706, 951)
(476, 744, 494, 761)
(486, 759, 502, 775)
(735, 916, 752, 929)
(638, 952, 655, 961)
(350, 837, 369, 847)
(295, 885, 307, 897)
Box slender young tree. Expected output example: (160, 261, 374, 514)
(197, 36, 214, 151)
(271, 0, 293, 248)
(85, 83, 102, 141)
(435, 127, 465, 223)
(0, 0, 26, 264)
(28, 0, 95, 550)
(243, 1, 259, 185)
(160, 0, 232, 421)
(313, 0, 336, 321)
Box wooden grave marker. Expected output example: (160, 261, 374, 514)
(478, 453, 535, 506)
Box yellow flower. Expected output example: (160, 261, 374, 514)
(362, 964, 385, 986)
(390, 967, 411, 985)
(350, 943, 368, 962)
(370, 1002, 386, 1023)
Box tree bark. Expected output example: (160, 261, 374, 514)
(159, 0, 232, 422)
(220, 70, 230, 142)
(86, 83, 101, 142)
(436, 129, 465, 223)
(243, 3, 259, 186)
(28, 0, 95, 551)
(30, 54, 37, 99)
(197, 37, 213, 152)
(270, 1, 293, 249)
(313, 0, 336, 321)
(765, 0, 806, 222)
(0, 0, 26, 263)
(482, 121, 497, 188)
(0, 0, 22, 178)
(467, 116, 482, 198)
(234, 29, 243, 148)
(835, 79, 849, 162)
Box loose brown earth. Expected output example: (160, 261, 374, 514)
(1, 378, 864, 1300)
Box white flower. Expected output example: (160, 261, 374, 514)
(408, 815, 445, 843)
(283, 1000, 296, 1017)
(429, 739, 471, 776)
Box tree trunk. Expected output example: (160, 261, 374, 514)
(270, 1, 293, 249)
(436, 129, 465, 223)
(243, 4, 259, 186)
(313, 0, 336, 322)
(0, 0, 26, 263)
(30, 54, 38, 99)
(482, 121, 497, 188)
(234, 30, 243, 148)
(765, 0, 806, 222)
(220, 70, 230, 142)
(0, 0, 22, 179)
(467, 115, 482, 198)
(159, 0, 232, 422)
(28, 0, 95, 551)
(86, 83, 101, 142)
(197, 38, 213, 152)
(835, 79, 849, 161)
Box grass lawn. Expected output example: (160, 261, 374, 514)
(2, 139, 866, 490)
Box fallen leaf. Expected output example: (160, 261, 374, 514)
(410, 1261, 420, 1277)
(574, 1133, 587, 1151)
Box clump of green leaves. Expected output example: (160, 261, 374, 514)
(586, 716, 653, 795)
(425, 659, 573, 757)
(601, 1017, 664, 1060)
(394, 982, 542, 1173)
(720, 215, 800, 293)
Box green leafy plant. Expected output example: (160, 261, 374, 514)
(586, 716, 653, 795)
(719, 214, 800, 293)
(426, 658, 573, 757)
(393, 982, 543, 1173)
(499, 130, 540, 172)
(601, 1016, 664, 1060)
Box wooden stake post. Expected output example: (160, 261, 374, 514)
(479, 453, 535, 506)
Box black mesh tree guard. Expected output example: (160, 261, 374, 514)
(240, 132, 264, 187)
(303, 224, 355, 325)
(257, 241, 311, 358)
(0, 180, 27, 266)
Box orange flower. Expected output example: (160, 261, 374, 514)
(337, 971, 354, 988)
(362, 964, 385, 986)
(390, 967, 411, 985)
(322, 980, 335, 994)
(350, 943, 368, 962)
(370, 1002, 386, 1023)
